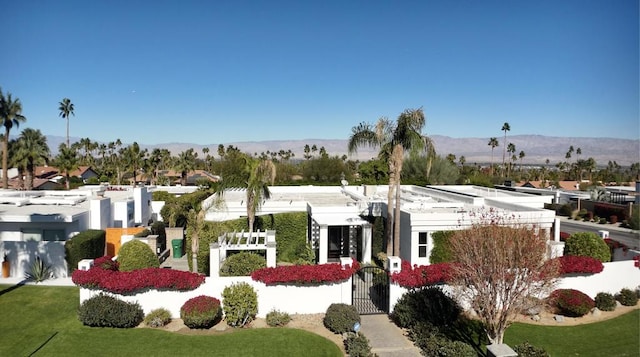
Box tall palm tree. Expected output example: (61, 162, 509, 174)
(348, 108, 434, 257)
(0, 88, 27, 189)
(14, 128, 50, 190)
(122, 142, 148, 185)
(58, 98, 75, 147)
(518, 150, 525, 173)
(7, 138, 25, 189)
(53, 144, 79, 189)
(488, 137, 499, 176)
(501, 122, 510, 177)
(506, 142, 516, 178)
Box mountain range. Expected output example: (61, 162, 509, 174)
(48, 135, 639, 166)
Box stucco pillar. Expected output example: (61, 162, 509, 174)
(209, 242, 220, 278)
(361, 223, 372, 263)
(318, 225, 328, 264)
(266, 230, 277, 268)
(553, 218, 560, 242)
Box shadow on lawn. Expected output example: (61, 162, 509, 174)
(0, 280, 28, 297)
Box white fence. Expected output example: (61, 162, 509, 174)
(80, 276, 352, 318)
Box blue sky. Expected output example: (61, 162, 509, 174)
(2, 0, 638, 145)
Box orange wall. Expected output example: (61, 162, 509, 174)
(106, 227, 146, 256)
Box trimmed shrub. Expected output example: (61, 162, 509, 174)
(78, 293, 143, 328)
(390, 286, 461, 329)
(610, 215, 618, 224)
(429, 230, 454, 263)
(594, 292, 617, 311)
(408, 322, 476, 357)
(323, 303, 360, 334)
(559, 203, 573, 217)
(220, 252, 266, 276)
(563, 232, 611, 263)
(615, 288, 639, 306)
(117, 239, 160, 272)
(345, 332, 377, 357)
(64, 229, 106, 273)
(513, 341, 550, 357)
(222, 282, 258, 327)
(265, 309, 291, 327)
(144, 308, 172, 327)
(93, 255, 119, 271)
(599, 217, 607, 224)
(549, 289, 595, 317)
(180, 295, 222, 329)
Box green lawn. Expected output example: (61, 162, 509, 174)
(0, 284, 342, 357)
(504, 309, 640, 356)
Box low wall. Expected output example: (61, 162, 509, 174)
(79, 276, 352, 318)
(555, 260, 640, 298)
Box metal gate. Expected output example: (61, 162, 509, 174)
(352, 265, 389, 315)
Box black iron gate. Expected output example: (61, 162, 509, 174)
(352, 265, 389, 315)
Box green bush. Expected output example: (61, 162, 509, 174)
(323, 303, 360, 334)
(429, 231, 454, 263)
(78, 293, 143, 328)
(222, 282, 258, 327)
(615, 288, 639, 306)
(390, 287, 461, 329)
(550, 289, 595, 317)
(117, 239, 160, 272)
(627, 205, 639, 230)
(265, 309, 291, 327)
(563, 232, 611, 263)
(220, 252, 266, 276)
(513, 341, 550, 357)
(408, 322, 475, 357)
(180, 295, 222, 329)
(144, 308, 172, 328)
(559, 203, 573, 217)
(594, 292, 617, 311)
(134, 229, 151, 237)
(64, 229, 106, 273)
(345, 332, 377, 357)
(291, 241, 316, 265)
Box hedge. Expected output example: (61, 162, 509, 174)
(65, 229, 106, 273)
(429, 231, 454, 263)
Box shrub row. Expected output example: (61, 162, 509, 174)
(389, 261, 452, 289)
(555, 255, 604, 275)
(251, 260, 359, 285)
(65, 229, 106, 273)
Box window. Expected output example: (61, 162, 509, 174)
(22, 229, 42, 242)
(418, 232, 428, 258)
(43, 230, 66, 241)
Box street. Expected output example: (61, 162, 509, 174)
(559, 219, 640, 250)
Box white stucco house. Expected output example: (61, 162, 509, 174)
(204, 184, 559, 266)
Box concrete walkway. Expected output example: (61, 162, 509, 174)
(359, 314, 421, 357)
(160, 254, 190, 271)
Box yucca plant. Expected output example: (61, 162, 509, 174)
(25, 256, 52, 283)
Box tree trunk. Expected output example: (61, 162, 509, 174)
(247, 191, 255, 231)
(385, 163, 395, 256)
(65, 173, 71, 190)
(392, 145, 404, 257)
(2, 128, 9, 189)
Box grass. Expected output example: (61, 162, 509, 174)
(504, 309, 640, 356)
(0, 284, 342, 357)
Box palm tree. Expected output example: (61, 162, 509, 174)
(58, 98, 75, 147)
(518, 150, 525, 173)
(0, 88, 27, 189)
(245, 157, 276, 231)
(14, 128, 50, 189)
(53, 144, 79, 189)
(121, 142, 148, 185)
(488, 137, 499, 175)
(506, 143, 516, 178)
(348, 108, 434, 257)
(174, 148, 198, 186)
(501, 122, 510, 177)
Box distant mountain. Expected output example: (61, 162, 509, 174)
(48, 134, 639, 166)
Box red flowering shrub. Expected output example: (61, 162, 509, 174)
(72, 267, 205, 294)
(93, 255, 119, 271)
(559, 232, 571, 241)
(549, 289, 595, 317)
(556, 255, 604, 275)
(180, 295, 222, 329)
(390, 261, 452, 289)
(251, 260, 359, 285)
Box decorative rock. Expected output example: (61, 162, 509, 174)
(531, 314, 541, 321)
(591, 307, 602, 317)
(213, 323, 228, 331)
(524, 306, 541, 316)
(554, 315, 564, 322)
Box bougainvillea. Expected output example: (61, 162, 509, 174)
(251, 259, 359, 285)
(549, 289, 595, 317)
(390, 261, 453, 289)
(92, 255, 119, 271)
(72, 266, 205, 294)
(180, 295, 222, 329)
(555, 255, 604, 275)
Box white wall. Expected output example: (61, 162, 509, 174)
(1, 241, 68, 278)
(555, 260, 640, 298)
(80, 276, 352, 318)
(90, 197, 111, 230)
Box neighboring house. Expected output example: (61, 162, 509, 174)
(0, 185, 154, 278)
(204, 184, 558, 266)
(133, 170, 220, 186)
